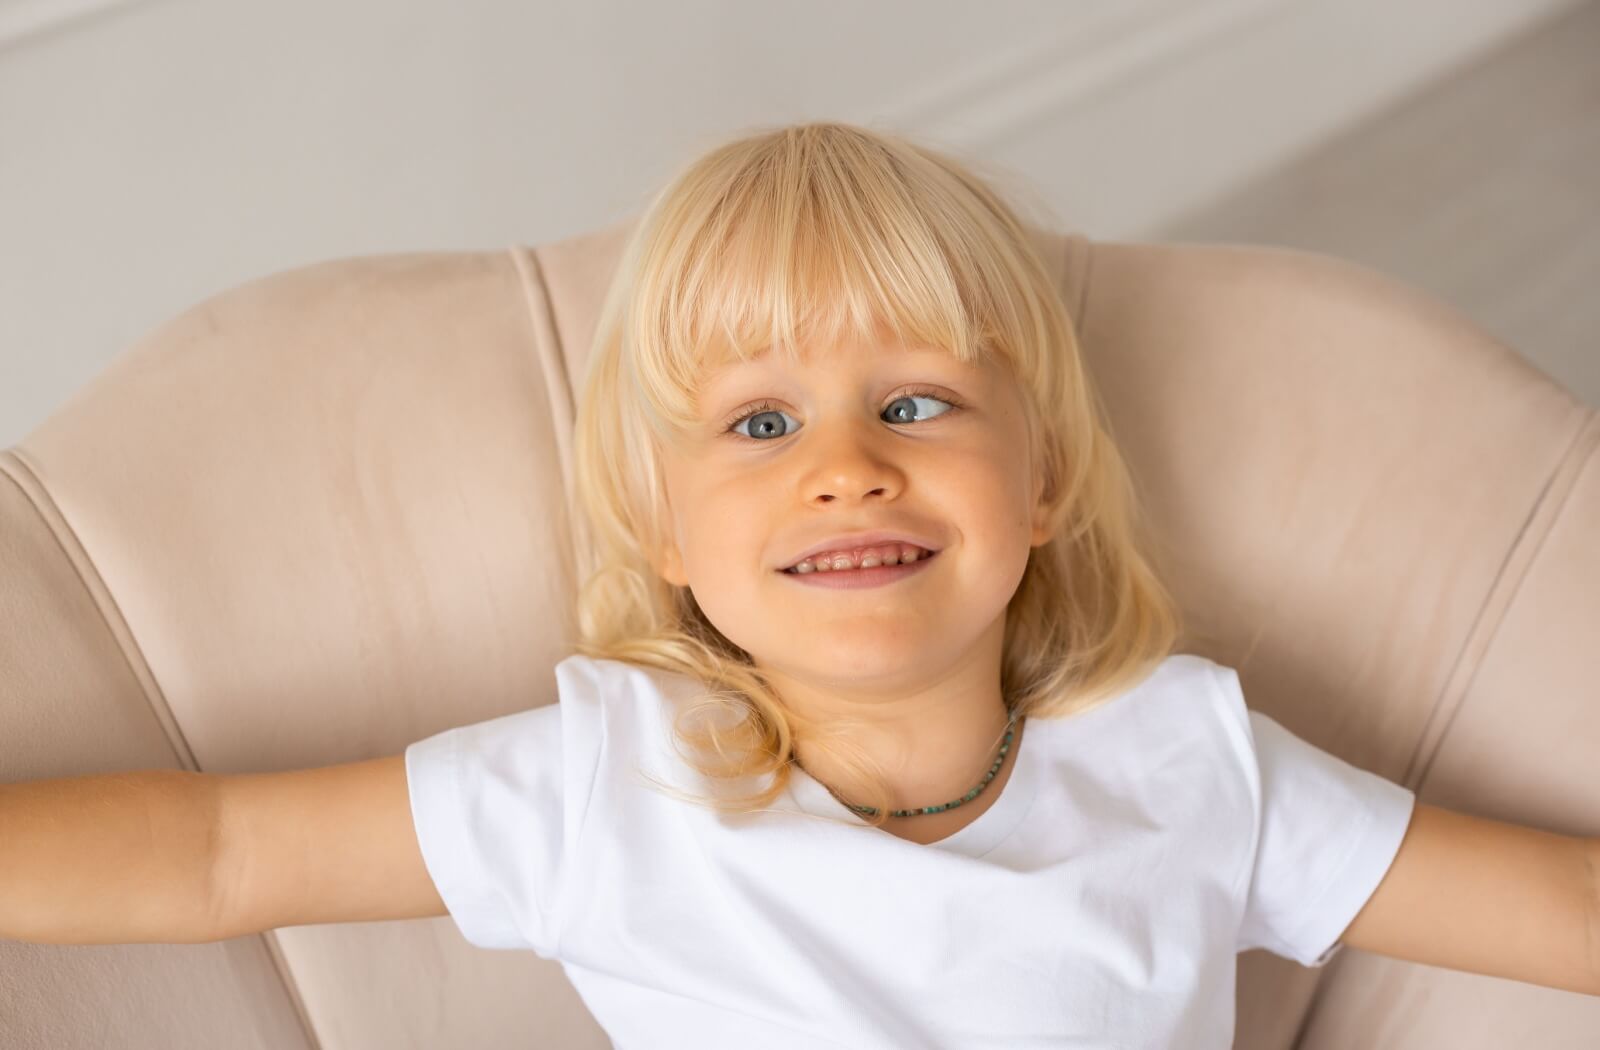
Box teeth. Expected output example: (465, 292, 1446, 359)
(788, 543, 930, 574)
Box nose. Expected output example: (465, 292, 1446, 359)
(798, 414, 905, 505)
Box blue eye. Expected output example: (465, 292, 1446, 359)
(730, 405, 800, 441)
(725, 390, 959, 442)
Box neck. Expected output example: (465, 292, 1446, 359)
(761, 619, 1015, 812)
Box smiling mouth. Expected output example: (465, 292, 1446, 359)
(779, 549, 940, 574)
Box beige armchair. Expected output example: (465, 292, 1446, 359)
(3, 219, 1596, 1048)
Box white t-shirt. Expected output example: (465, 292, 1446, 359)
(405, 652, 1415, 1049)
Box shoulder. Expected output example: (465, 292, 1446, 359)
(1148, 651, 1233, 686)
(1133, 652, 1258, 782)
(551, 653, 707, 734)
(1034, 652, 1250, 774)
(1134, 652, 1244, 720)
(1034, 652, 1240, 738)
(554, 652, 694, 700)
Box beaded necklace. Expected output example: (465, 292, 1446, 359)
(807, 711, 1022, 818)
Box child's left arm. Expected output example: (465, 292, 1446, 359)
(1337, 802, 1599, 996)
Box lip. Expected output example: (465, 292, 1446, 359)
(776, 530, 943, 572)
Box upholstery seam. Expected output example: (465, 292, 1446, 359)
(0, 446, 202, 771)
(505, 244, 584, 607)
(1403, 405, 1600, 794)
(0, 445, 325, 1050)
(506, 244, 577, 495)
(1298, 404, 1599, 1049)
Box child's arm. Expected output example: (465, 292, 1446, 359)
(0, 769, 226, 945)
(208, 754, 446, 941)
(1, 755, 446, 946)
(1337, 801, 1600, 996)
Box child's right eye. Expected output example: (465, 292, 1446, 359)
(726, 401, 799, 441)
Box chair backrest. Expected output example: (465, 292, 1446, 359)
(3, 219, 1596, 1048)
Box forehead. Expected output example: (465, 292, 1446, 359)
(699, 339, 984, 389)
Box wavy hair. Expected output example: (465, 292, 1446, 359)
(569, 120, 1185, 828)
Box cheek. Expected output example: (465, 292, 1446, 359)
(949, 475, 1040, 580)
(680, 489, 763, 578)
(947, 448, 1033, 518)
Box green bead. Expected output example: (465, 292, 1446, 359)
(825, 713, 1022, 822)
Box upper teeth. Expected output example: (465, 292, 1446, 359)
(787, 543, 930, 573)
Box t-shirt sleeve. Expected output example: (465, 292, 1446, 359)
(1216, 664, 1418, 968)
(404, 698, 597, 956)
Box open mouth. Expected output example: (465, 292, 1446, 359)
(779, 549, 940, 575)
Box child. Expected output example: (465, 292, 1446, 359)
(410, 119, 1415, 1045)
(6, 120, 1596, 1047)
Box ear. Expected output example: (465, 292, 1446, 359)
(654, 537, 690, 587)
(1028, 454, 1058, 548)
(649, 462, 691, 587)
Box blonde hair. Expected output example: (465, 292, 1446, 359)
(570, 120, 1184, 828)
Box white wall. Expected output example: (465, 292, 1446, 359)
(0, 0, 1582, 446)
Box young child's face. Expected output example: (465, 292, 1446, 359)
(654, 332, 1054, 691)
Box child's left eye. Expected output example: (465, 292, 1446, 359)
(723, 389, 961, 442)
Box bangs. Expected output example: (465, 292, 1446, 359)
(623, 125, 1028, 441)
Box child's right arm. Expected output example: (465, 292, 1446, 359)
(1, 754, 447, 946)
